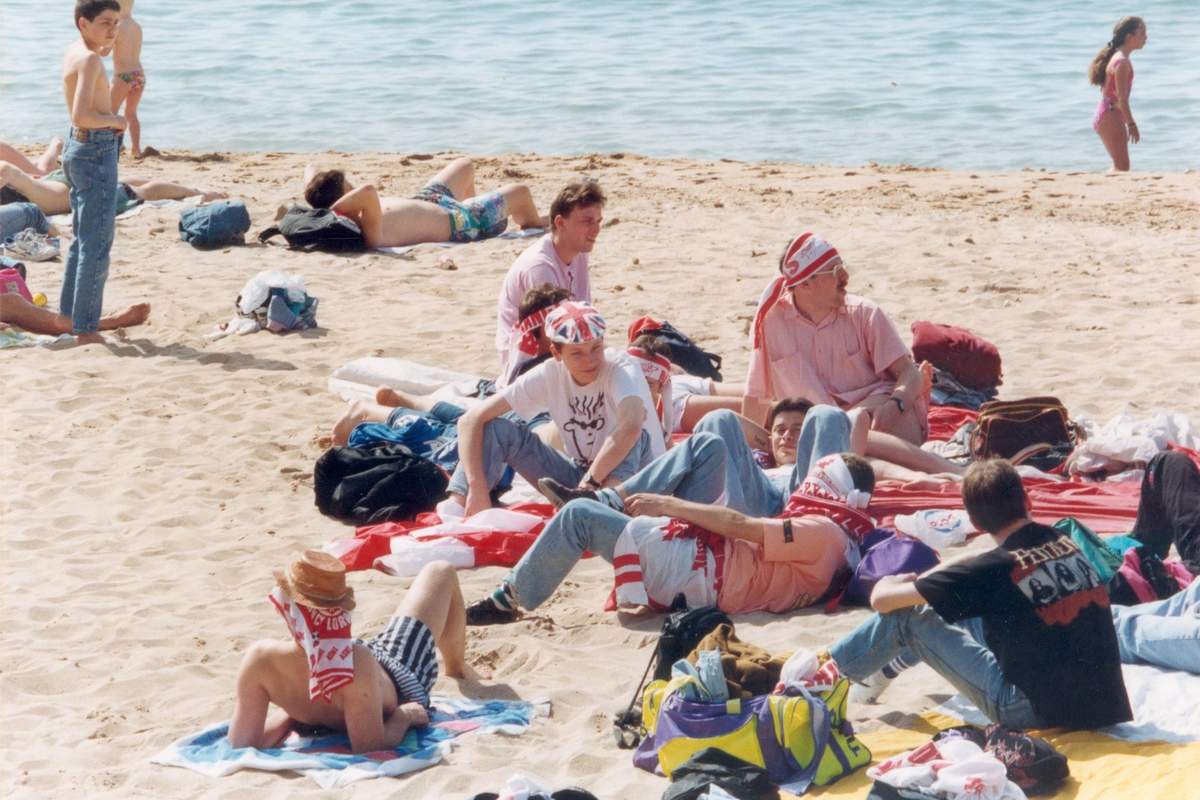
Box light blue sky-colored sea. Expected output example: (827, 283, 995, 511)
(1, 1, 1197, 170)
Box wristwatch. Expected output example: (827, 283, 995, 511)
(889, 395, 906, 412)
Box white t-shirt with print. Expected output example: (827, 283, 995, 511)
(502, 352, 665, 466)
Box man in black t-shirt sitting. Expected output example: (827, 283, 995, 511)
(826, 458, 1132, 730)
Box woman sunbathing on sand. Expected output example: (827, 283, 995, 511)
(1089, 16, 1147, 172)
(0, 153, 226, 216)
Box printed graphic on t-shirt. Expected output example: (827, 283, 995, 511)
(563, 392, 607, 460)
(1009, 537, 1107, 626)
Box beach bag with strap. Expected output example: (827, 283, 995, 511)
(969, 396, 1081, 462)
(1107, 545, 1195, 606)
(259, 205, 366, 253)
(628, 316, 724, 381)
(612, 597, 732, 749)
(636, 673, 869, 789)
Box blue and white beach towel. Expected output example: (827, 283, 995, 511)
(151, 695, 549, 788)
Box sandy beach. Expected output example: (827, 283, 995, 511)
(2, 149, 1198, 798)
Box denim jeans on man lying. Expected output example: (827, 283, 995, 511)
(60, 130, 120, 334)
(504, 498, 634, 609)
(599, 405, 853, 517)
(0, 202, 50, 240)
(445, 415, 653, 498)
(829, 606, 1044, 729)
(1112, 577, 1200, 674)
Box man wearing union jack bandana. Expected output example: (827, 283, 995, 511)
(445, 301, 665, 520)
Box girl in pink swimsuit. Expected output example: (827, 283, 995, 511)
(1088, 16, 1147, 172)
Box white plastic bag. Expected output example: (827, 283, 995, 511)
(237, 270, 307, 315)
(894, 509, 975, 550)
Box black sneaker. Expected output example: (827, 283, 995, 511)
(465, 597, 519, 626)
(537, 477, 597, 509)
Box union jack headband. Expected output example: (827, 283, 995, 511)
(546, 301, 607, 345)
(780, 232, 842, 288)
(627, 347, 671, 386)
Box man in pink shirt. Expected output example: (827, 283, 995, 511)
(495, 180, 605, 373)
(743, 232, 928, 444)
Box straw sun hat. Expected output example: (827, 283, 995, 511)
(273, 550, 356, 611)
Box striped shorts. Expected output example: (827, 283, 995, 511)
(365, 615, 438, 710)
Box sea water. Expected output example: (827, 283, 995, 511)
(1, 0, 1197, 170)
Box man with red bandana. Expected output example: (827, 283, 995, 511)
(744, 232, 928, 444)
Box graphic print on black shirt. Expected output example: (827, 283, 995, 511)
(916, 523, 1132, 729)
(563, 391, 607, 458)
(1009, 535, 1109, 626)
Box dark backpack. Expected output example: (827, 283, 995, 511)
(259, 205, 366, 252)
(613, 595, 732, 749)
(628, 316, 724, 381)
(312, 443, 448, 524)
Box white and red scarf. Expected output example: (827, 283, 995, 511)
(610, 516, 723, 610)
(750, 232, 841, 398)
(782, 454, 875, 544)
(269, 586, 355, 702)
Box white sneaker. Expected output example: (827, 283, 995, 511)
(3, 229, 60, 262)
(849, 671, 893, 705)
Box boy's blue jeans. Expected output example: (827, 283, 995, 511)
(1112, 577, 1200, 673)
(0, 202, 50, 240)
(61, 130, 120, 334)
(830, 607, 1043, 728)
(599, 405, 853, 516)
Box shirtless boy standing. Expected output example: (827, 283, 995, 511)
(62, 0, 148, 343)
(110, 0, 146, 158)
(302, 157, 545, 248)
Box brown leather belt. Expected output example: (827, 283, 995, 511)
(69, 127, 121, 142)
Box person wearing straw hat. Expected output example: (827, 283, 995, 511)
(744, 232, 928, 445)
(228, 552, 477, 753)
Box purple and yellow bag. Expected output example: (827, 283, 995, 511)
(635, 674, 870, 791)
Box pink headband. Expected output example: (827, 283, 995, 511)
(781, 232, 841, 288)
(627, 347, 671, 386)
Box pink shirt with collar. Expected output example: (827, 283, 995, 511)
(745, 289, 910, 408)
(495, 234, 591, 367)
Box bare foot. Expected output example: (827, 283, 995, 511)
(201, 190, 229, 202)
(37, 137, 64, 174)
(616, 603, 656, 620)
(99, 302, 151, 330)
(73, 332, 107, 346)
(331, 400, 371, 446)
(449, 662, 491, 682)
(375, 385, 414, 407)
